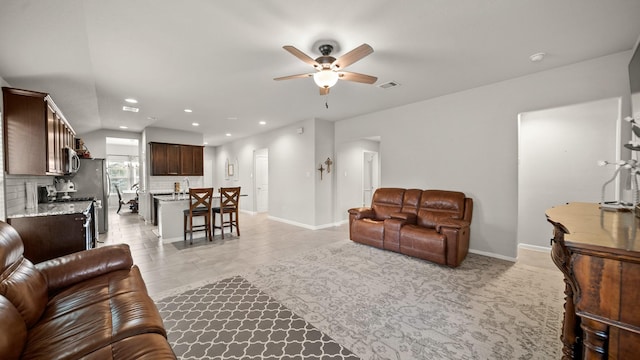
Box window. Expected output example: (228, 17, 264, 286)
(107, 155, 140, 193)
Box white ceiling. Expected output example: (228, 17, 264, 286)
(1, 0, 639, 146)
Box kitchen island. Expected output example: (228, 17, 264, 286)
(155, 193, 244, 242)
(155, 194, 194, 242)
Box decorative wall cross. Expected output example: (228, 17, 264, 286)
(324, 157, 333, 173)
(317, 164, 325, 180)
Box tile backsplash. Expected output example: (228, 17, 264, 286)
(148, 176, 203, 192)
(5, 175, 53, 216)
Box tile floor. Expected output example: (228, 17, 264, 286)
(101, 207, 556, 299)
(100, 208, 351, 298)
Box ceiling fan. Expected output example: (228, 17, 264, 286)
(274, 43, 378, 95)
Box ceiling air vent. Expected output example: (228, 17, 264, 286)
(377, 81, 400, 89)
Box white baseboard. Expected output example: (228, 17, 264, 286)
(267, 215, 343, 230)
(517, 243, 551, 252)
(468, 248, 517, 262)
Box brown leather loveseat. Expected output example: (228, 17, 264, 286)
(0, 221, 176, 359)
(348, 188, 473, 267)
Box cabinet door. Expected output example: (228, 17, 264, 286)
(180, 145, 195, 175)
(150, 142, 168, 175)
(193, 146, 204, 176)
(167, 144, 181, 175)
(47, 105, 58, 173)
(2, 88, 48, 175)
(179, 145, 204, 176)
(8, 214, 86, 263)
(54, 113, 63, 173)
(150, 142, 181, 175)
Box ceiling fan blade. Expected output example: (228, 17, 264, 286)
(331, 43, 374, 70)
(283, 45, 320, 68)
(338, 71, 378, 84)
(273, 73, 313, 81)
(319, 87, 330, 95)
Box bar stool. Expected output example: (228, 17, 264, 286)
(183, 187, 214, 244)
(212, 187, 240, 239)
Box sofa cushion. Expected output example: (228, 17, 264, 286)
(0, 257, 48, 328)
(401, 189, 422, 215)
(22, 266, 167, 360)
(0, 295, 27, 360)
(400, 225, 447, 265)
(416, 190, 466, 228)
(351, 218, 385, 248)
(371, 188, 405, 220)
(0, 221, 48, 328)
(79, 333, 176, 359)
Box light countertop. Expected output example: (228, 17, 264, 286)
(8, 201, 93, 218)
(154, 194, 191, 202)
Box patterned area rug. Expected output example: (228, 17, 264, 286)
(157, 240, 564, 360)
(156, 275, 359, 359)
(243, 241, 564, 360)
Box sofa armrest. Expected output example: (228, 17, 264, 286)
(348, 207, 375, 220)
(435, 218, 470, 232)
(389, 212, 417, 224)
(35, 244, 134, 294)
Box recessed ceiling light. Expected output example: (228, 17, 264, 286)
(184, 109, 193, 113)
(192, 122, 199, 126)
(529, 52, 546, 62)
(259, 121, 266, 125)
(122, 106, 139, 112)
(124, 98, 138, 104)
(119, 125, 128, 129)
(225, 133, 232, 137)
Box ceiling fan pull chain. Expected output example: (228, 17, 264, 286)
(325, 93, 329, 109)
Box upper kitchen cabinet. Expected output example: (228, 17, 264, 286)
(150, 142, 203, 176)
(2, 87, 76, 175)
(180, 144, 203, 176)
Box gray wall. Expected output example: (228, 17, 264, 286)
(80, 129, 141, 159)
(518, 98, 621, 250)
(335, 51, 633, 260)
(335, 139, 380, 222)
(215, 118, 335, 227)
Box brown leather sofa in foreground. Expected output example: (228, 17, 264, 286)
(0, 221, 176, 360)
(348, 188, 473, 267)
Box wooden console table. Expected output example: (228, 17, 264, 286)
(546, 202, 640, 359)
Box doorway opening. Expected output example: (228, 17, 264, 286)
(362, 151, 379, 206)
(106, 137, 140, 209)
(517, 98, 621, 250)
(254, 148, 269, 213)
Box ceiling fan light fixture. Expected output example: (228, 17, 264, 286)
(313, 70, 339, 88)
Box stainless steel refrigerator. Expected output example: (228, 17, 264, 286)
(72, 158, 109, 233)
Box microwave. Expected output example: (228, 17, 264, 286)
(64, 147, 80, 174)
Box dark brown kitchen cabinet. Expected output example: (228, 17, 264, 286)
(3, 87, 48, 175)
(8, 213, 87, 264)
(2, 87, 76, 175)
(150, 142, 204, 176)
(180, 144, 204, 175)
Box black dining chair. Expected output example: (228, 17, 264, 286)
(115, 184, 137, 214)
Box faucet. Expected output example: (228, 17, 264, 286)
(181, 177, 190, 199)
